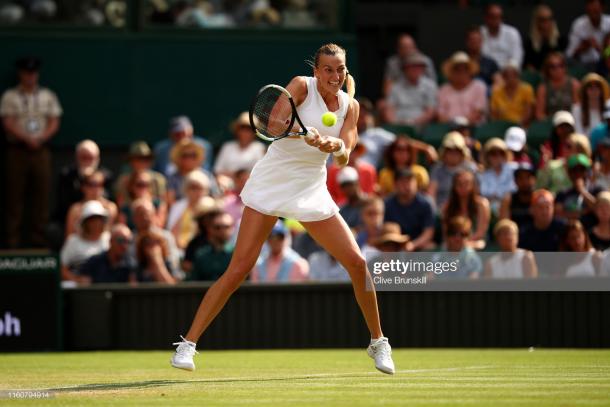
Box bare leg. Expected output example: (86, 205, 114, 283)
(301, 215, 383, 339)
(184, 207, 277, 343)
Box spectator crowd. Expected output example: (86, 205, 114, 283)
(4, 1, 610, 284)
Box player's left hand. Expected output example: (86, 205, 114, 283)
(318, 137, 342, 154)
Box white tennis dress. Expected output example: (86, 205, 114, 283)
(241, 76, 349, 221)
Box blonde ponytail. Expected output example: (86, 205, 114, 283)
(345, 72, 356, 99)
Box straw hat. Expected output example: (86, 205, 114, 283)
(441, 51, 479, 78)
(439, 131, 470, 158)
(230, 111, 251, 133)
(372, 223, 409, 246)
(581, 72, 610, 100)
(170, 139, 205, 165)
(193, 196, 221, 219)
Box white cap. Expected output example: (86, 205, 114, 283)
(337, 166, 359, 184)
(80, 200, 108, 224)
(502, 59, 521, 72)
(552, 110, 575, 127)
(504, 126, 527, 152)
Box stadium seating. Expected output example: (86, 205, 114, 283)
(474, 120, 516, 144)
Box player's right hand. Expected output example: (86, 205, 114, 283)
(304, 127, 322, 147)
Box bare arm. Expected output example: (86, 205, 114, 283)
(471, 198, 491, 242)
(409, 227, 434, 251)
(498, 193, 512, 220)
(522, 250, 538, 278)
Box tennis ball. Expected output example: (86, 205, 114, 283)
(321, 112, 337, 127)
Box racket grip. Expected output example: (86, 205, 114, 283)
(304, 127, 315, 142)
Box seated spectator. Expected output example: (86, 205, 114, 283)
(54, 139, 112, 227)
(60, 200, 110, 283)
(327, 141, 377, 205)
(518, 189, 565, 252)
(592, 137, 610, 189)
(65, 170, 118, 237)
(428, 132, 477, 208)
(383, 33, 437, 96)
(432, 216, 482, 279)
(451, 116, 481, 163)
(308, 250, 348, 281)
(589, 191, 610, 251)
(555, 154, 601, 226)
(384, 168, 435, 251)
(538, 133, 592, 194)
(524, 4, 567, 71)
(535, 53, 580, 121)
(114, 141, 167, 209)
(464, 25, 499, 88)
(566, 0, 610, 71)
(560, 219, 603, 277)
(438, 51, 487, 125)
(538, 110, 576, 169)
(337, 167, 368, 229)
(382, 53, 437, 127)
(504, 126, 533, 165)
(478, 138, 516, 215)
(182, 197, 221, 273)
(356, 97, 396, 168)
(499, 163, 536, 229)
(214, 111, 266, 176)
(153, 115, 213, 175)
(118, 170, 167, 229)
(188, 211, 235, 281)
(135, 229, 177, 284)
(167, 170, 211, 250)
(484, 220, 538, 279)
(356, 197, 385, 249)
(131, 198, 180, 277)
(251, 221, 309, 282)
(480, 3, 524, 68)
(223, 168, 249, 226)
(370, 222, 409, 253)
(378, 135, 430, 196)
(167, 138, 218, 204)
(590, 100, 610, 150)
(572, 73, 609, 136)
(79, 224, 137, 284)
(490, 61, 535, 126)
(442, 170, 491, 250)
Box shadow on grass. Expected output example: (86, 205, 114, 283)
(46, 373, 379, 393)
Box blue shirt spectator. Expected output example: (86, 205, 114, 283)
(383, 168, 435, 251)
(79, 224, 137, 283)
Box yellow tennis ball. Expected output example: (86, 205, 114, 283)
(321, 112, 337, 127)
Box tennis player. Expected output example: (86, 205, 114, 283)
(171, 43, 395, 375)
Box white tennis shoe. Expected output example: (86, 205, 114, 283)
(367, 336, 395, 374)
(171, 335, 198, 371)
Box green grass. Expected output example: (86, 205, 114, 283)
(0, 349, 609, 406)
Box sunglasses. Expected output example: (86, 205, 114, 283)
(548, 63, 565, 69)
(213, 223, 233, 230)
(114, 237, 132, 245)
(181, 152, 199, 159)
(85, 181, 104, 188)
(448, 231, 469, 238)
(135, 181, 151, 188)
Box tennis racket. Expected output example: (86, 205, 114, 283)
(249, 84, 313, 142)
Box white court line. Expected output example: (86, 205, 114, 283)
(41, 365, 496, 393)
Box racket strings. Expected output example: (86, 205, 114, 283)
(252, 89, 294, 138)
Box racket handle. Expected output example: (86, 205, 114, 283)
(304, 127, 315, 142)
